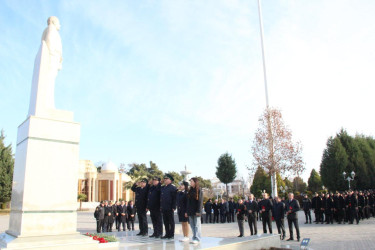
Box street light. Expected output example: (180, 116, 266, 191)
(343, 171, 355, 189)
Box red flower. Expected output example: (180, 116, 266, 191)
(93, 236, 98, 240)
(262, 206, 265, 209)
(289, 206, 292, 210)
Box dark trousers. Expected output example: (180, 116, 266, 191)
(96, 219, 104, 233)
(248, 214, 257, 235)
(150, 209, 163, 236)
(238, 219, 244, 236)
(325, 211, 333, 224)
(119, 216, 127, 231)
(162, 209, 175, 237)
(127, 219, 135, 230)
(230, 211, 235, 222)
(349, 209, 359, 224)
(213, 213, 219, 223)
(205, 213, 212, 223)
(220, 213, 226, 223)
(275, 218, 286, 237)
(304, 210, 311, 223)
(137, 210, 148, 234)
(115, 216, 120, 229)
(287, 215, 300, 240)
(261, 212, 272, 234)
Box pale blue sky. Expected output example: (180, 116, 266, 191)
(1, 0, 375, 181)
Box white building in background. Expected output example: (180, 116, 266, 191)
(77, 160, 133, 203)
(211, 176, 252, 198)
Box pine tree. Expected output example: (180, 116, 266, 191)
(0, 130, 14, 204)
(320, 137, 348, 191)
(307, 169, 322, 193)
(216, 152, 237, 198)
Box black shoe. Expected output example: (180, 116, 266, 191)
(287, 238, 294, 241)
(282, 235, 286, 240)
(304, 222, 308, 224)
(297, 238, 300, 242)
(161, 235, 169, 239)
(238, 235, 244, 237)
(167, 236, 174, 240)
(309, 222, 312, 224)
(136, 232, 142, 236)
(141, 234, 148, 237)
(149, 234, 156, 238)
(154, 235, 161, 239)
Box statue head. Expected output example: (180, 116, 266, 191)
(47, 16, 60, 31)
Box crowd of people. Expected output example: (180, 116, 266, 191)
(94, 182, 375, 244)
(303, 190, 375, 225)
(95, 174, 204, 244)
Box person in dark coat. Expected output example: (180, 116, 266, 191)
(186, 177, 204, 244)
(204, 199, 212, 223)
(117, 200, 127, 231)
(302, 194, 312, 224)
(259, 193, 273, 234)
(104, 201, 115, 232)
(220, 199, 228, 223)
(285, 193, 301, 242)
(127, 200, 135, 230)
(325, 193, 334, 224)
(160, 174, 177, 239)
(245, 194, 258, 235)
(177, 181, 189, 242)
(147, 177, 163, 238)
(131, 178, 150, 236)
(94, 201, 105, 233)
(311, 193, 318, 222)
(212, 199, 220, 223)
(228, 198, 235, 223)
(236, 199, 247, 237)
(273, 197, 286, 240)
(346, 190, 359, 224)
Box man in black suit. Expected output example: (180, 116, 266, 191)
(212, 199, 220, 223)
(204, 199, 212, 223)
(94, 201, 105, 233)
(259, 193, 273, 234)
(117, 200, 127, 231)
(245, 194, 258, 235)
(131, 178, 150, 236)
(127, 200, 135, 230)
(285, 193, 300, 242)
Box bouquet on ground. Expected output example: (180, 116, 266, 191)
(84, 233, 117, 243)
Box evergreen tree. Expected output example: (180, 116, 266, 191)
(0, 130, 14, 204)
(216, 152, 237, 198)
(307, 169, 322, 193)
(250, 166, 270, 198)
(292, 176, 307, 193)
(320, 137, 348, 191)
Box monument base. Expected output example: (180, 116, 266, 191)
(0, 233, 100, 250)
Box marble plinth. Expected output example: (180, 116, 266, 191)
(0, 114, 100, 249)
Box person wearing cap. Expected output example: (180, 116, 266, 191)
(147, 177, 163, 238)
(186, 177, 203, 244)
(177, 181, 189, 242)
(285, 193, 300, 242)
(131, 178, 150, 236)
(160, 174, 177, 239)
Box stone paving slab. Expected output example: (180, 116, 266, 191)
(1, 211, 375, 249)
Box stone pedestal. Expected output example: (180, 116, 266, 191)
(0, 114, 99, 249)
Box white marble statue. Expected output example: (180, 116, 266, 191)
(28, 16, 62, 117)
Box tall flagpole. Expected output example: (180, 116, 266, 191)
(257, 0, 278, 198)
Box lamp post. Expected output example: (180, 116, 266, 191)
(343, 171, 355, 189)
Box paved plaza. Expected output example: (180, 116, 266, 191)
(1, 211, 374, 249)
